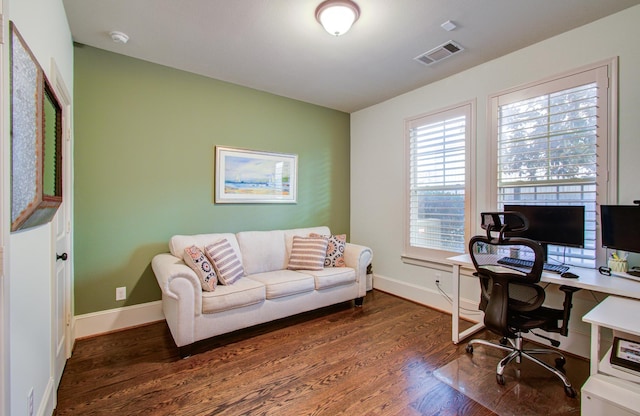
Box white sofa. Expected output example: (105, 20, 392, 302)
(152, 226, 373, 356)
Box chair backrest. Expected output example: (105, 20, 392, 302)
(469, 212, 546, 337)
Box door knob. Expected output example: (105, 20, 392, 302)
(56, 253, 68, 261)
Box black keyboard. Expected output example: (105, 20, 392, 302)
(497, 257, 569, 274)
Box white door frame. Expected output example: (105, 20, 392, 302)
(49, 58, 73, 390)
(1, 6, 10, 416)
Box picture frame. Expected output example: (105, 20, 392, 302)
(215, 146, 297, 204)
(10, 22, 63, 232)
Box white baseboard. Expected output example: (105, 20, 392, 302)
(74, 301, 164, 339)
(39, 376, 54, 416)
(373, 273, 482, 322)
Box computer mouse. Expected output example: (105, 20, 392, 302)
(561, 271, 579, 279)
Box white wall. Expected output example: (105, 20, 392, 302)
(351, 5, 640, 357)
(2, 0, 73, 415)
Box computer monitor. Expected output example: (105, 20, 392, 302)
(601, 205, 640, 254)
(504, 204, 585, 262)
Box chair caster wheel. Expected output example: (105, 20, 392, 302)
(555, 356, 566, 368)
(564, 385, 577, 398)
(465, 344, 473, 354)
(499, 337, 508, 346)
(496, 374, 505, 385)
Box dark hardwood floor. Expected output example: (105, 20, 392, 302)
(55, 290, 585, 415)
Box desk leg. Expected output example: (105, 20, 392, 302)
(452, 264, 460, 343)
(452, 263, 484, 344)
(590, 323, 600, 376)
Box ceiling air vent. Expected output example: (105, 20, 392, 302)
(414, 41, 464, 66)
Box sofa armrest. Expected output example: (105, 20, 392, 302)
(151, 253, 203, 317)
(344, 243, 373, 298)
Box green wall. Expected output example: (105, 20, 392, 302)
(73, 45, 351, 315)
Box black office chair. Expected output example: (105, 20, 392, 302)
(465, 212, 580, 397)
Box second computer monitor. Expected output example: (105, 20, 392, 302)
(601, 205, 640, 254)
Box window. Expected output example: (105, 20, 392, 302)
(405, 102, 474, 259)
(491, 62, 616, 269)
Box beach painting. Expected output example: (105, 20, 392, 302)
(215, 146, 297, 203)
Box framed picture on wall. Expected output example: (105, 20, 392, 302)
(215, 146, 298, 204)
(10, 22, 63, 232)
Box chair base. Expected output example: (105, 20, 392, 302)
(466, 336, 577, 398)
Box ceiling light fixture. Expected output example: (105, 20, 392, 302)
(315, 0, 360, 37)
(441, 20, 457, 31)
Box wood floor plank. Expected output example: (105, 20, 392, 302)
(55, 290, 585, 415)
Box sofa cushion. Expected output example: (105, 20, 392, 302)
(303, 267, 356, 290)
(311, 233, 346, 267)
(205, 238, 244, 285)
(248, 270, 315, 299)
(183, 245, 217, 292)
(236, 230, 287, 275)
(201, 278, 265, 314)
(287, 235, 329, 271)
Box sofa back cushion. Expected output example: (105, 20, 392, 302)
(236, 230, 287, 275)
(236, 227, 331, 275)
(170, 233, 241, 261)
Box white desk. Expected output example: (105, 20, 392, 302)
(447, 253, 640, 344)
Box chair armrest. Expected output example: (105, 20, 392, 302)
(151, 253, 202, 316)
(557, 285, 581, 336)
(344, 243, 373, 298)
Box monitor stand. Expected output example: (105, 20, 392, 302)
(540, 243, 549, 264)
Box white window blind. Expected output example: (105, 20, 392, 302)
(406, 104, 471, 255)
(494, 66, 610, 269)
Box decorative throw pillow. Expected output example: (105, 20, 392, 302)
(183, 245, 217, 291)
(287, 235, 329, 271)
(310, 233, 346, 267)
(205, 238, 244, 285)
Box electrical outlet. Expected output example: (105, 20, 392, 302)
(28, 387, 34, 416)
(435, 273, 442, 284)
(116, 286, 126, 301)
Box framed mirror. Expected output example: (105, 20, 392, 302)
(10, 22, 63, 232)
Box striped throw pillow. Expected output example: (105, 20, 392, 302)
(205, 238, 244, 285)
(287, 235, 329, 271)
(310, 233, 347, 267)
(183, 245, 217, 291)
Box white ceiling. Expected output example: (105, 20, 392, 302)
(62, 0, 640, 113)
